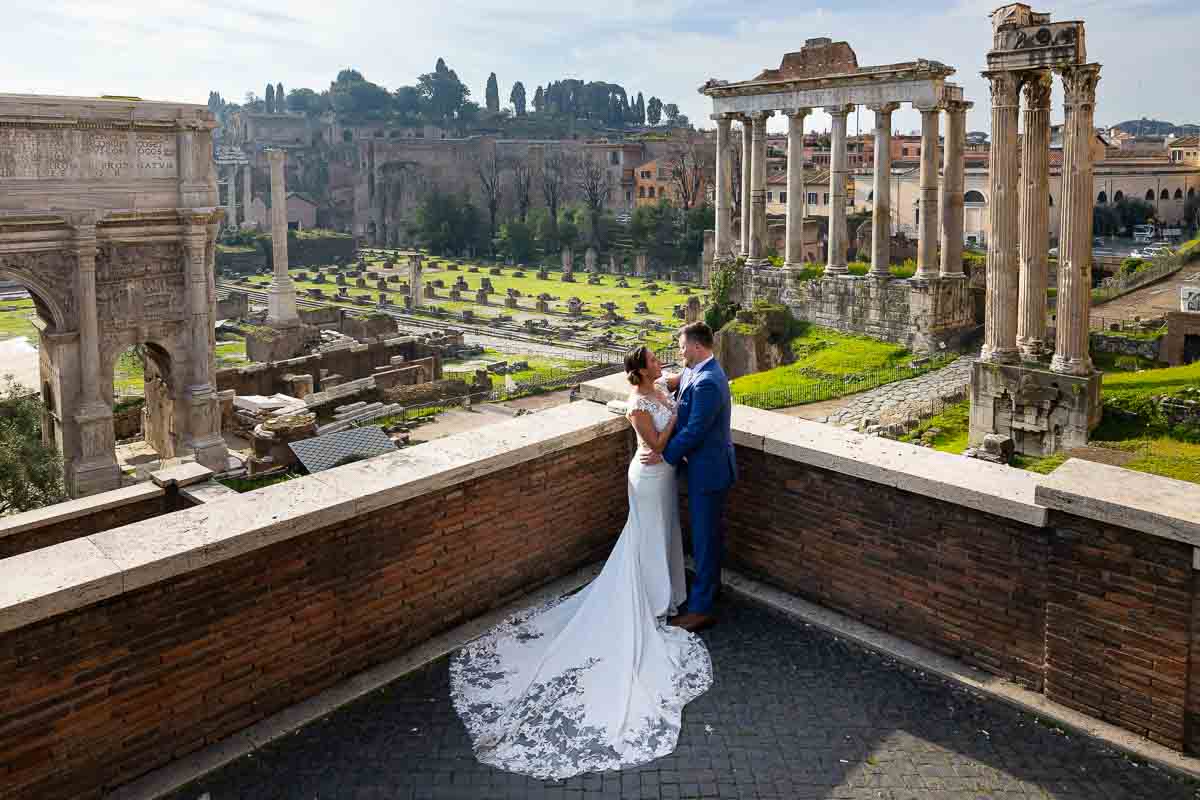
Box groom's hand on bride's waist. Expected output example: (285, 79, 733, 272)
(639, 450, 664, 465)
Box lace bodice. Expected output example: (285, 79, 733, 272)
(632, 391, 676, 433)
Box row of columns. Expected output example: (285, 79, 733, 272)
(711, 100, 972, 283)
(221, 163, 252, 229)
(981, 64, 1101, 376)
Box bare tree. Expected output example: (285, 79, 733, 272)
(509, 156, 534, 223)
(667, 134, 714, 211)
(540, 149, 576, 225)
(578, 155, 613, 246)
(476, 151, 504, 254)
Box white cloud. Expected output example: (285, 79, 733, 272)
(1, 0, 1194, 133)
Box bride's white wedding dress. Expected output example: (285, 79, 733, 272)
(450, 387, 713, 780)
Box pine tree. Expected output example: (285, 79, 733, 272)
(265, 83, 275, 114)
(276, 82, 285, 112)
(647, 96, 662, 126)
(533, 85, 544, 114)
(636, 92, 646, 125)
(485, 72, 500, 114)
(510, 82, 527, 117)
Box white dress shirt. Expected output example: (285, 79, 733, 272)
(678, 355, 714, 397)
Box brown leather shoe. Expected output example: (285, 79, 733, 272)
(670, 612, 717, 632)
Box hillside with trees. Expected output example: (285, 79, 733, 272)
(209, 62, 689, 137)
(1110, 118, 1200, 137)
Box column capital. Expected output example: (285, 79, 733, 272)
(943, 99, 974, 114)
(781, 107, 811, 119)
(1057, 63, 1101, 107)
(823, 104, 854, 118)
(748, 110, 774, 122)
(266, 147, 287, 165)
(982, 71, 1022, 107)
(913, 101, 944, 114)
(1021, 70, 1053, 109)
(710, 113, 735, 126)
(866, 102, 900, 115)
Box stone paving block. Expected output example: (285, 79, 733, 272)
(162, 596, 1199, 800)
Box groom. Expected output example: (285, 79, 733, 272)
(642, 321, 736, 632)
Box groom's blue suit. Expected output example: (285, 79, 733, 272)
(662, 357, 737, 615)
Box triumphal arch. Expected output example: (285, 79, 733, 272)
(0, 94, 228, 496)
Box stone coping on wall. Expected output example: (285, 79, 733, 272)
(0, 483, 165, 542)
(0, 401, 624, 637)
(586, 370, 1048, 527)
(1036, 458, 1200, 548)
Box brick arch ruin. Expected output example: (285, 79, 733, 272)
(0, 94, 228, 496)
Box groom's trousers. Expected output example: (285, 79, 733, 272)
(687, 486, 729, 615)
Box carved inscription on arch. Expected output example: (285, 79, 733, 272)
(96, 242, 187, 329)
(0, 129, 71, 179)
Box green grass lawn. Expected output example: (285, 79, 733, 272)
(730, 325, 943, 408)
(113, 350, 145, 396)
(898, 401, 971, 454)
(275, 260, 698, 324)
(215, 339, 248, 369)
(0, 297, 38, 342)
(444, 347, 594, 385)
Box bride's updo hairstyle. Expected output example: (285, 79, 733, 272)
(624, 345, 650, 386)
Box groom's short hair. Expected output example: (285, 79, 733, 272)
(680, 321, 714, 350)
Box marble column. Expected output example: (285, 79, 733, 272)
(981, 72, 1021, 364)
(783, 108, 809, 269)
(241, 164, 252, 227)
(868, 103, 899, 279)
(914, 103, 942, 280)
(184, 217, 228, 471)
(747, 111, 771, 265)
(825, 105, 853, 276)
(1017, 72, 1053, 360)
(713, 114, 734, 261)
(70, 215, 119, 495)
(939, 101, 971, 277)
(739, 116, 753, 258)
(224, 166, 237, 228)
(1052, 64, 1102, 376)
(266, 149, 299, 326)
(411, 256, 424, 310)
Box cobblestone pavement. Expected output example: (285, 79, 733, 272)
(825, 355, 976, 432)
(163, 594, 1197, 800)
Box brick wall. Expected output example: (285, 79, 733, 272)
(0, 429, 633, 800)
(0, 489, 190, 560)
(725, 448, 1050, 689)
(1046, 512, 1193, 749)
(723, 445, 1200, 753)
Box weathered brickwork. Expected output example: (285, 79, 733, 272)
(0, 430, 633, 800)
(724, 448, 1051, 690)
(0, 491, 191, 560)
(1046, 512, 1194, 749)
(724, 446, 1200, 755)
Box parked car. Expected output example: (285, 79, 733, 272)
(1132, 224, 1156, 243)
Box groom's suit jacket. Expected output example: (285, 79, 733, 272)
(662, 358, 737, 494)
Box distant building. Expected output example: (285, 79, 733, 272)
(287, 192, 318, 230)
(1169, 136, 1200, 167)
(765, 168, 854, 220)
(633, 158, 712, 208)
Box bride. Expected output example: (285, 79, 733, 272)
(450, 345, 714, 780)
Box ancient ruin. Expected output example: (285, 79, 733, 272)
(701, 38, 976, 351)
(265, 148, 300, 327)
(968, 3, 1103, 455)
(0, 94, 228, 495)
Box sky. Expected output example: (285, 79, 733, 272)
(3, 0, 1196, 138)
